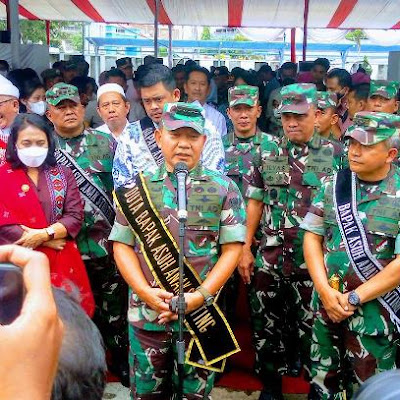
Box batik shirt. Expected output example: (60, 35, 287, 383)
(246, 132, 345, 275)
(57, 128, 114, 259)
(301, 167, 400, 335)
(113, 116, 226, 189)
(109, 163, 246, 331)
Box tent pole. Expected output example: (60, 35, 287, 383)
(154, 0, 160, 57)
(303, 0, 310, 61)
(8, 0, 21, 68)
(46, 21, 50, 46)
(95, 45, 100, 84)
(168, 24, 173, 68)
(290, 28, 296, 63)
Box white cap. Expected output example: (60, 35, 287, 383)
(97, 83, 126, 101)
(0, 74, 19, 98)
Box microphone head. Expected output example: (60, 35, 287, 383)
(174, 162, 189, 175)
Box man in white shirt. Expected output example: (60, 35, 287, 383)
(96, 83, 131, 142)
(113, 64, 225, 188)
(184, 65, 227, 138)
(0, 75, 19, 165)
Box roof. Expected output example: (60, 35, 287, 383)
(1, 0, 400, 29)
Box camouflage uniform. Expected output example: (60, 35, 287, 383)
(369, 80, 400, 101)
(301, 112, 400, 400)
(47, 83, 129, 361)
(246, 84, 345, 388)
(316, 91, 341, 143)
(109, 102, 247, 400)
(266, 87, 284, 138)
(222, 85, 273, 324)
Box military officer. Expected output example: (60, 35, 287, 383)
(366, 80, 399, 114)
(46, 83, 129, 385)
(302, 112, 400, 400)
(240, 83, 345, 400)
(110, 102, 246, 399)
(315, 92, 341, 141)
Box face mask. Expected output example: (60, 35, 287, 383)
(29, 101, 47, 116)
(17, 146, 48, 167)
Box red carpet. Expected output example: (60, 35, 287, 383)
(216, 280, 309, 394)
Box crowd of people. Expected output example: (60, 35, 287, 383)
(0, 52, 400, 400)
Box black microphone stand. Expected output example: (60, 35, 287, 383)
(177, 207, 187, 400)
(173, 162, 189, 400)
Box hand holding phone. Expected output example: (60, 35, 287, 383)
(0, 245, 64, 400)
(0, 263, 24, 324)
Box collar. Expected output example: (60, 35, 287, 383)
(228, 128, 263, 145)
(357, 165, 397, 200)
(150, 162, 209, 182)
(281, 131, 322, 150)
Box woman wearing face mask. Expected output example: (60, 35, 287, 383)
(0, 114, 94, 316)
(20, 80, 47, 116)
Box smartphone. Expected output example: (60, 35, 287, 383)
(0, 263, 24, 325)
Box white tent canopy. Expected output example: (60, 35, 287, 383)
(1, 0, 400, 29)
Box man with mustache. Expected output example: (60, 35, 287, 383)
(302, 112, 400, 399)
(366, 80, 400, 114)
(0, 74, 19, 166)
(240, 83, 344, 400)
(113, 64, 225, 189)
(46, 83, 130, 386)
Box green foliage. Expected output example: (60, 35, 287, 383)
(201, 27, 211, 40)
(345, 29, 367, 51)
(362, 56, 372, 75)
(233, 33, 249, 41)
(0, 20, 83, 51)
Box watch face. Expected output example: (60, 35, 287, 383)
(205, 296, 214, 307)
(348, 291, 360, 306)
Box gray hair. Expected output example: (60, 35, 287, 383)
(385, 135, 400, 150)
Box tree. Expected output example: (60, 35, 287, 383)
(345, 29, 367, 51)
(201, 27, 211, 40)
(0, 20, 83, 51)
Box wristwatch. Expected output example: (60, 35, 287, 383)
(197, 286, 215, 307)
(348, 290, 361, 307)
(45, 226, 55, 240)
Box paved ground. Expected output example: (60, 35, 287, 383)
(103, 383, 307, 399)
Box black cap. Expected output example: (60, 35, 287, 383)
(116, 57, 132, 68)
(64, 60, 77, 71)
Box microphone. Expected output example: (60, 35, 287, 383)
(174, 162, 189, 222)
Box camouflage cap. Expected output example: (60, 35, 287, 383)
(228, 85, 259, 107)
(278, 83, 317, 114)
(344, 111, 400, 145)
(369, 80, 399, 100)
(162, 102, 205, 135)
(316, 91, 337, 110)
(46, 83, 80, 106)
